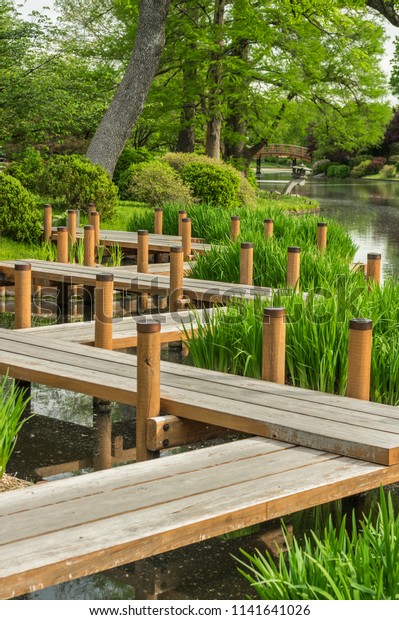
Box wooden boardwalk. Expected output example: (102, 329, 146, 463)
(1, 326, 399, 465)
(18, 309, 212, 349)
(1, 436, 399, 599)
(51, 229, 212, 254)
(0, 259, 273, 303)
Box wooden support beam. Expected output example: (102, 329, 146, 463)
(230, 216, 240, 242)
(95, 274, 114, 350)
(154, 208, 163, 235)
(367, 253, 381, 285)
(169, 247, 184, 313)
(57, 227, 69, 264)
(346, 318, 372, 401)
(90, 211, 101, 249)
(14, 262, 31, 329)
(317, 222, 327, 253)
(146, 415, 229, 451)
(262, 307, 286, 384)
(136, 320, 161, 461)
(287, 246, 300, 292)
(138, 230, 149, 312)
(67, 209, 77, 247)
(240, 242, 253, 286)
(84, 225, 95, 267)
(178, 210, 186, 237)
(264, 219, 274, 240)
(182, 217, 192, 260)
(43, 204, 52, 242)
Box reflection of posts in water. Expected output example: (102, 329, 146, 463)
(93, 397, 112, 471)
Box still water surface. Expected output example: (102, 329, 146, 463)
(12, 177, 399, 599)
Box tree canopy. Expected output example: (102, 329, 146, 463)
(1, 0, 399, 170)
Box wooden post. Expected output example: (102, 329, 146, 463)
(14, 262, 31, 329)
(367, 253, 381, 285)
(57, 227, 68, 263)
(154, 208, 163, 235)
(43, 204, 52, 242)
(169, 246, 184, 312)
(95, 274, 114, 350)
(90, 211, 101, 248)
(262, 308, 286, 384)
(182, 217, 192, 260)
(346, 318, 372, 401)
(138, 230, 149, 312)
(92, 270, 113, 472)
(240, 242, 253, 285)
(178, 210, 187, 236)
(263, 218, 274, 240)
(317, 222, 327, 253)
(136, 320, 161, 462)
(84, 225, 95, 267)
(230, 216, 240, 242)
(287, 246, 300, 292)
(87, 202, 96, 215)
(67, 209, 77, 247)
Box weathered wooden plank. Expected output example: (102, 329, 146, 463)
(1, 328, 399, 463)
(146, 415, 228, 451)
(0, 437, 286, 515)
(0, 438, 398, 599)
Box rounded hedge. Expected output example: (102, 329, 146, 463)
(42, 155, 118, 219)
(113, 147, 154, 185)
(0, 175, 42, 242)
(162, 152, 256, 208)
(5, 147, 46, 194)
(119, 160, 193, 206)
(181, 162, 241, 209)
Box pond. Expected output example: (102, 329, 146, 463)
(8, 176, 399, 600)
(259, 174, 399, 278)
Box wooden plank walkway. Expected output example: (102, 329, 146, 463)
(18, 309, 212, 349)
(1, 327, 399, 465)
(51, 228, 212, 254)
(0, 259, 273, 303)
(1, 436, 399, 599)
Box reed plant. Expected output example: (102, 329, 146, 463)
(0, 375, 31, 479)
(183, 275, 399, 405)
(107, 243, 124, 267)
(238, 489, 399, 600)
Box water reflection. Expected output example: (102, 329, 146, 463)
(260, 175, 399, 278)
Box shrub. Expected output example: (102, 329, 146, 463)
(42, 155, 118, 219)
(312, 159, 331, 175)
(351, 159, 372, 178)
(388, 154, 399, 164)
(0, 375, 32, 479)
(0, 175, 42, 242)
(162, 152, 256, 208)
(327, 164, 349, 178)
(5, 147, 46, 194)
(367, 157, 387, 175)
(113, 147, 154, 185)
(181, 162, 241, 209)
(380, 164, 396, 179)
(119, 160, 192, 206)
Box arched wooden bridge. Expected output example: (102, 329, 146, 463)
(256, 144, 312, 162)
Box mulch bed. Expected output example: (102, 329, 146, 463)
(0, 473, 31, 493)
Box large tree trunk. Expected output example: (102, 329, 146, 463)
(86, 0, 171, 176)
(205, 0, 225, 160)
(224, 38, 249, 161)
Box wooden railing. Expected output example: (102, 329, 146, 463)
(255, 144, 311, 161)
